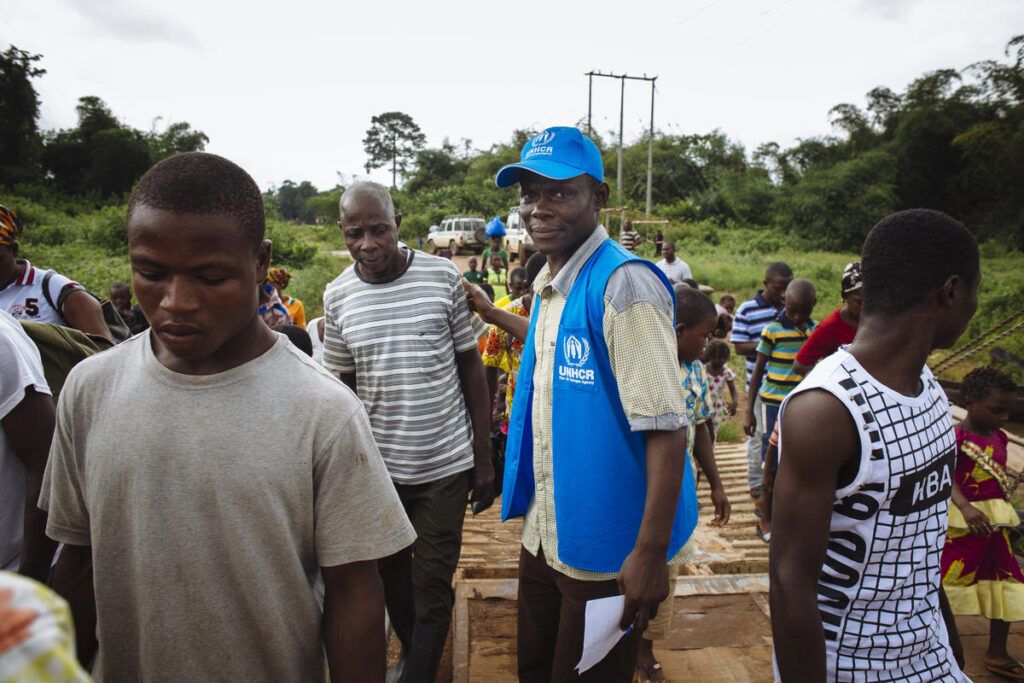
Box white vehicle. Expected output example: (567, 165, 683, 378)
(425, 216, 487, 256)
(503, 208, 535, 264)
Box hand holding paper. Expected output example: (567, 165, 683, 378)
(575, 594, 632, 674)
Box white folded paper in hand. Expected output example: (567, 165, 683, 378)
(575, 594, 631, 674)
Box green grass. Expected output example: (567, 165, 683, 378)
(10, 192, 1024, 382)
(635, 225, 1024, 383)
(716, 420, 744, 443)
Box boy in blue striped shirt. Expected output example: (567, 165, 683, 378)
(731, 262, 792, 499)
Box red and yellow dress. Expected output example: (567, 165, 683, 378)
(941, 427, 1024, 621)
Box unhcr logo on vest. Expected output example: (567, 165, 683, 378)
(525, 130, 556, 159)
(557, 334, 596, 388)
(563, 335, 590, 367)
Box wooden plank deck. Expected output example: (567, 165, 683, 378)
(420, 436, 1024, 681)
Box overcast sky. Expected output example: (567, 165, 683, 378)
(3, 0, 1022, 191)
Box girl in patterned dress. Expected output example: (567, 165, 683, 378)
(941, 367, 1024, 679)
(703, 339, 738, 441)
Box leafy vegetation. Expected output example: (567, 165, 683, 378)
(2, 38, 1023, 378)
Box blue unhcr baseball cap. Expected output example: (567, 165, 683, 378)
(495, 126, 604, 188)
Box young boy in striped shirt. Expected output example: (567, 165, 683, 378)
(743, 278, 817, 463)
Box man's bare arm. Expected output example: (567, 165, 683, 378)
(770, 390, 858, 682)
(792, 359, 814, 377)
(52, 543, 96, 666)
(455, 349, 495, 504)
(462, 280, 529, 342)
(5, 387, 57, 582)
(618, 427, 686, 631)
(323, 560, 386, 683)
(733, 340, 758, 357)
(62, 290, 113, 343)
(744, 353, 768, 436)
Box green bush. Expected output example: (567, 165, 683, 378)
(266, 219, 318, 269)
(286, 252, 351, 320)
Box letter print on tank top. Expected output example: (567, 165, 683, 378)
(796, 351, 964, 682)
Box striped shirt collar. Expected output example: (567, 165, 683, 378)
(776, 310, 814, 331)
(532, 225, 608, 298)
(14, 259, 33, 286)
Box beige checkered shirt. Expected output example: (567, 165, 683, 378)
(520, 226, 692, 581)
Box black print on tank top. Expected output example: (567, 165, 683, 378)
(890, 449, 955, 516)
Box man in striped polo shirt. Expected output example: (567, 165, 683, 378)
(323, 182, 494, 683)
(730, 262, 791, 497)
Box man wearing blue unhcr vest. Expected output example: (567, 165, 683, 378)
(495, 127, 697, 682)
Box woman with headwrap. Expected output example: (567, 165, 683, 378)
(0, 205, 112, 342)
(266, 268, 305, 329)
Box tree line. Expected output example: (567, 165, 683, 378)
(0, 46, 208, 201)
(4, 37, 1023, 252)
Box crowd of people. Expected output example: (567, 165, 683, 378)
(0, 125, 1020, 683)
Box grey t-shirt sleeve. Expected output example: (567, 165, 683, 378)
(313, 403, 415, 567)
(447, 265, 480, 353)
(39, 389, 91, 546)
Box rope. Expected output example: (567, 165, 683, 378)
(932, 318, 1024, 374)
(931, 308, 1024, 374)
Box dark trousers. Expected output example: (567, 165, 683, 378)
(378, 470, 469, 639)
(517, 546, 641, 683)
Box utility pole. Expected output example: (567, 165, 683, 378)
(646, 77, 656, 216)
(587, 73, 593, 138)
(617, 77, 625, 207)
(583, 70, 658, 214)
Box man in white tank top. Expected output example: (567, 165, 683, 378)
(771, 209, 979, 682)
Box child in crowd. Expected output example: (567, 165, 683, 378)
(39, 152, 414, 681)
(258, 280, 292, 327)
(703, 339, 738, 441)
(714, 294, 735, 338)
(744, 278, 816, 456)
(941, 367, 1024, 678)
(109, 282, 149, 335)
(272, 323, 313, 357)
(484, 254, 507, 301)
(306, 316, 326, 365)
(267, 268, 306, 329)
(792, 261, 862, 376)
(745, 278, 816, 541)
(462, 256, 485, 284)
(636, 285, 731, 683)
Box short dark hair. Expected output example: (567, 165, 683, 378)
(961, 366, 1016, 402)
(765, 262, 793, 280)
(272, 324, 313, 357)
(674, 285, 717, 327)
(478, 282, 495, 302)
(509, 267, 527, 282)
(127, 152, 265, 251)
(705, 338, 731, 361)
(681, 278, 699, 289)
(861, 209, 979, 316)
(719, 294, 735, 305)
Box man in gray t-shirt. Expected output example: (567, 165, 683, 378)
(324, 181, 494, 683)
(40, 152, 414, 681)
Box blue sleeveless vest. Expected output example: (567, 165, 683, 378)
(502, 238, 698, 573)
